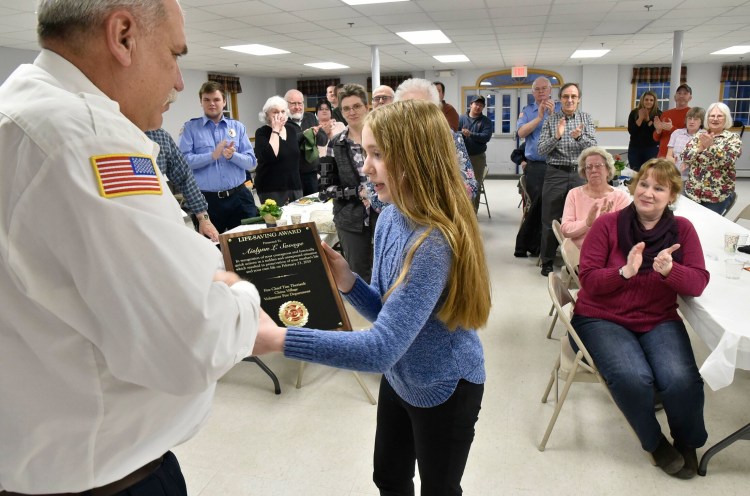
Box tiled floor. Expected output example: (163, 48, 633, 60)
(173, 179, 750, 495)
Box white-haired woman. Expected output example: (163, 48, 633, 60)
(681, 102, 742, 214)
(254, 96, 303, 205)
(561, 146, 631, 249)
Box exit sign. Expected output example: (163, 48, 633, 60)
(511, 66, 528, 78)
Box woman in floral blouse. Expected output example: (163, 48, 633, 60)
(681, 102, 742, 214)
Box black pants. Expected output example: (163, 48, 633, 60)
(300, 171, 319, 197)
(204, 187, 258, 233)
(116, 451, 187, 496)
(627, 145, 659, 171)
(373, 377, 484, 496)
(515, 160, 547, 254)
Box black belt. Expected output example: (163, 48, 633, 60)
(548, 162, 577, 173)
(202, 184, 244, 199)
(0, 455, 164, 496)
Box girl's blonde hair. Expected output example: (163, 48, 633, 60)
(365, 100, 491, 330)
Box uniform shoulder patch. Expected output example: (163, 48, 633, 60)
(90, 154, 162, 198)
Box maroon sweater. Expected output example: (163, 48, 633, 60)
(574, 212, 709, 332)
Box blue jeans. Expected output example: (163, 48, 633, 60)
(570, 315, 707, 452)
(699, 192, 734, 215)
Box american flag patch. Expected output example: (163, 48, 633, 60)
(90, 154, 162, 198)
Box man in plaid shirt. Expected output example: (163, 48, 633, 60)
(146, 128, 220, 241)
(537, 82, 597, 276)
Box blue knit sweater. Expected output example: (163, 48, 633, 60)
(284, 206, 485, 407)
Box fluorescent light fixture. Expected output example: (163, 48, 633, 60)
(711, 45, 750, 55)
(570, 49, 610, 59)
(433, 54, 469, 63)
(304, 62, 350, 70)
(396, 30, 451, 45)
(221, 44, 289, 56)
(342, 0, 409, 4)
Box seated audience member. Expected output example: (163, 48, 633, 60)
(393, 78, 477, 200)
(254, 96, 303, 205)
(681, 102, 742, 214)
(561, 146, 631, 249)
(572, 158, 709, 479)
(666, 107, 705, 181)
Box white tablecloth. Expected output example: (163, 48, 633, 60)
(224, 196, 338, 246)
(673, 196, 750, 390)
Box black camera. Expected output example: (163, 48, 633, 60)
(318, 156, 359, 202)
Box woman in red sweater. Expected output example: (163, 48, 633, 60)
(572, 158, 709, 479)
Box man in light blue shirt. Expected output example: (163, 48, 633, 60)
(514, 77, 560, 258)
(179, 81, 257, 233)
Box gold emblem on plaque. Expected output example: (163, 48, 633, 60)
(279, 300, 309, 327)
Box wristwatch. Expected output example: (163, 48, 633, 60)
(618, 267, 628, 279)
(198, 213, 210, 222)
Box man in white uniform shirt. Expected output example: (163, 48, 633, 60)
(0, 0, 260, 494)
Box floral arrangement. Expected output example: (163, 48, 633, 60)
(259, 199, 282, 220)
(613, 155, 627, 176)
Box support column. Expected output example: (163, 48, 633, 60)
(670, 30, 684, 98)
(371, 45, 380, 90)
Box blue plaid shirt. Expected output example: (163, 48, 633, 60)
(145, 129, 208, 215)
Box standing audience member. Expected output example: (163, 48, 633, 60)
(666, 106, 705, 181)
(434, 81, 460, 131)
(311, 98, 345, 158)
(146, 128, 219, 241)
(0, 0, 261, 493)
(371, 84, 395, 109)
(627, 91, 661, 171)
(537, 82, 597, 276)
(653, 84, 692, 157)
(393, 78, 477, 200)
(179, 81, 258, 233)
(514, 76, 560, 258)
(459, 95, 493, 213)
(285, 89, 319, 196)
(254, 100, 490, 496)
(572, 159, 709, 479)
(682, 102, 742, 214)
(561, 147, 631, 249)
(328, 83, 347, 126)
(254, 96, 303, 205)
(327, 84, 375, 282)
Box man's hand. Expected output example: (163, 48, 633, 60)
(461, 128, 470, 138)
(213, 270, 242, 286)
(222, 140, 236, 160)
(212, 140, 228, 160)
(570, 124, 583, 140)
(556, 117, 566, 139)
(660, 117, 673, 132)
(198, 218, 219, 242)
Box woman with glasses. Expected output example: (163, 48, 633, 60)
(627, 91, 662, 171)
(324, 84, 380, 283)
(681, 102, 742, 215)
(561, 146, 630, 249)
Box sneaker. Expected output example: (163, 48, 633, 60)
(540, 262, 554, 277)
(514, 249, 528, 258)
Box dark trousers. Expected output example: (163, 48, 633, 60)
(514, 160, 546, 254)
(468, 153, 487, 213)
(571, 316, 707, 452)
(336, 224, 374, 284)
(204, 187, 258, 233)
(118, 451, 187, 496)
(258, 189, 303, 206)
(540, 166, 585, 264)
(627, 145, 659, 172)
(300, 171, 319, 197)
(373, 377, 483, 496)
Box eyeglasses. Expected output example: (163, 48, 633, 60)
(372, 95, 393, 103)
(585, 163, 605, 171)
(342, 103, 365, 113)
(561, 94, 579, 100)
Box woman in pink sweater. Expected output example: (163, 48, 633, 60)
(572, 159, 709, 479)
(561, 146, 631, 249)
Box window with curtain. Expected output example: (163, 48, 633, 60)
(631, 66, 687, 111)
(721, 65, 750, 126)
(208, 73, 242, 119)
(297, 79, 340, 109)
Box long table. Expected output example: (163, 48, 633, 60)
(672, 196, 750, 475)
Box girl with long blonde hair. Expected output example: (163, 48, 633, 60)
(254, 99, 490, 495)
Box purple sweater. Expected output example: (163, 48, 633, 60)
(574, 211, 709, 332)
